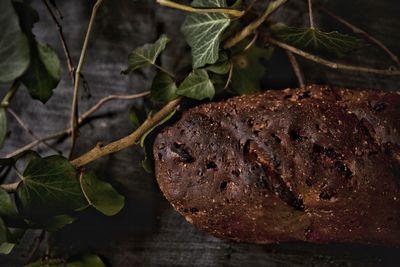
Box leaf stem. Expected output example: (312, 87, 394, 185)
(308, 0, 315, 29)
(267, 37, 400, 76)
(317, 5, 400, 68)
(70, 97, 182, 167)
(0, 181, 19, 192)
(156, 0, 244, 17)
(154, 63, 176, 78)
(224, 0, 288, 49)
(1, 81, 20, 108)
(4, 91, 150, 158)
(285, 51, 305, 88)
(70, 0, 103, 159)
(79, 171, 92, 205)
(41, 0, 75, 84)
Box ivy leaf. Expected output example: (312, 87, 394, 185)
(0, 217, 7, 245)
(272, 25, 363, 55)
(177, 69, 215, 100)
(231, 45, 274, 95)
(150, 72, 178, 103)
(0, 188, 26, 228)
(0, 242, 15, 255)
(122, 34, 170, 74)
(0, 0, 30, 83)
(141, 149, 153, 174)
(81, 173, 125, 216)
(206, 52, 231, 75)
(0, 108, 7, 148)
(25, 254, 106, 267)
(0, 217, 18, 254)
(15, 155, 88, 222)
(128, 106, 147, 130)
(181, 0, 231, 68)
(40, 214, 75, 232)
(20, 41, 61, 103)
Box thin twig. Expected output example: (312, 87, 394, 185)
(41, 0, 75, 84)
(4, 91, 150, 158)
(5, 131, 66, 159)
(307, 0, 315, 29)
(156, 0, 244, 17)
(318, 5, 400, 68)
(7, 108, 61, 154)
(71, 97, 182, 167)
(285, 51, 305, 88)
(267, 37, 400, 76)
(224, 0, 287, 49)
(70, 0, 103, 159)
(27, 230, 46, 264)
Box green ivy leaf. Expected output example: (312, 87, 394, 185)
(0, 217, 7, 245)
(141, 149, 153, 174)
(20, 41, 61, 103)
(0, 108, 7, 148)
(122, 34, 170, 74)
(0, 188, 26, 228)
(231, 45, 274, 95)
(128, 106, 147, 130)
(206, 52, 231, 75)
(15, 155, 88, 222)
(0, 217, 18, 255)
(181, 0, 231, 68)
(81, 173, 125, 216)
(272, 25, 363, 55)
(25, 254, 106, 267)
(0, 242, 15, 255)
(177, 69, 215, 100)
(39, 214, 75, 232)
(150, 72, 178, 103)
(0, 0, 30, 83)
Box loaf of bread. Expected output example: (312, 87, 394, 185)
(153, 85, 400, 245)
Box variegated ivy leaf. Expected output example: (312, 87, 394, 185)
(181, 0, 231, 68)
(272, 25, 363, 55)
(122, 34, 170, 74)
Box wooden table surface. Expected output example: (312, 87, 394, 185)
(1, 0, 399, 266)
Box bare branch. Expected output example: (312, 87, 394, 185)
(4, 91, 150, 158)
(70, 97, 182, 167)
(267, 37, 400, 76)
(157, 0, 244, 17)
(285, 51, 305, 88)
(318, 5, 400, 68)
(224, 0, 288, 49)
(70, 0, 103, 159)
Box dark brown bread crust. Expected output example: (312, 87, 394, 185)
(153, 85, 400, 245)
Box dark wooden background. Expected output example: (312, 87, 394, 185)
(1, 0, 400, 266)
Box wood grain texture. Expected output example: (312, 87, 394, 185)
(0, 0, 399, 266)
